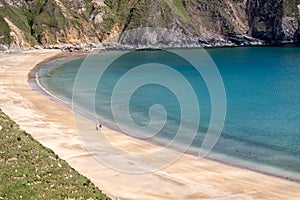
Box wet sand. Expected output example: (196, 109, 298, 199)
(0, 50, 300, 199)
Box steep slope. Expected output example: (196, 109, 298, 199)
(247, 0, 300, 43)
(0, 0, 121, 46)
(0, 0, 300, 48)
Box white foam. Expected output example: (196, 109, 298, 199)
(35, 72, 70, 105)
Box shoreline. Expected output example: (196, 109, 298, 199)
(30, 52, 86, 106)
(2, 41, 300, 54)
(0, 50, 300, 199)
(34, 50, 300, 183)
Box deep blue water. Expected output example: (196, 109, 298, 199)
(38, 46, 300, 178)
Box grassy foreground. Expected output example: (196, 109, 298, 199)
(0, 109, 110, 200)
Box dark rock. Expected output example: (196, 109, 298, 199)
(294, 26, 300, 42)
(0, 44, 9, 52)
(247, 0, 300, 44)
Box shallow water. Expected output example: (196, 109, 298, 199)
(38, 46, 300, 178)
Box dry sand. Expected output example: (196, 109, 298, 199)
(0, 50, 300, 200)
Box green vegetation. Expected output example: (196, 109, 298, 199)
(102, 0, 134, 28)
(0, 109, 110, 200)
(164, 0, 192, 24)
(0, 0, 298, 45)
(0, 0, 38, 44)
(0, 17, 11, 44)
(31, 0, 67, 44)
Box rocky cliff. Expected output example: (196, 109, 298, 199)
(0, 0, 299, 49)
(247, 0, 300, 42)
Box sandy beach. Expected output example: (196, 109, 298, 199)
(0, 50, 300, 200)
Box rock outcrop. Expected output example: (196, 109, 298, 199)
(247, 0, 300, 43)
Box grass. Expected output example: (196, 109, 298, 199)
(164, 0, 192, 24)
(0, 17, 11, 44)
(0, 0, 38, 45)
(0, 109, 110, 200)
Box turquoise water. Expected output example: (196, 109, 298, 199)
(38, 46, 300, 178)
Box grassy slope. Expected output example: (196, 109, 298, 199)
(0, 0, 37, 45)
(1, 0, 298, 45)
(0, 0, 201, 45)
(0, 109, 110, 200)
(0, 0, 247, 45)
(0, 17, 11, 44)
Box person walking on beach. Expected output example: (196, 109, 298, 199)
(96, 123, 102, 130)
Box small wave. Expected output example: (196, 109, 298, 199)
(35, 72, 70, 105)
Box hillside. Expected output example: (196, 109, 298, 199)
(0, 0, 300, 49)
(0, 108, 109, 199)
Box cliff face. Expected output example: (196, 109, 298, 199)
(0, 0, 112, 46)
(0, 0, 300, 48)
(247, 0, 300, 43)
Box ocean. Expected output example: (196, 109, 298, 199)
(38, 46, 300, 179)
